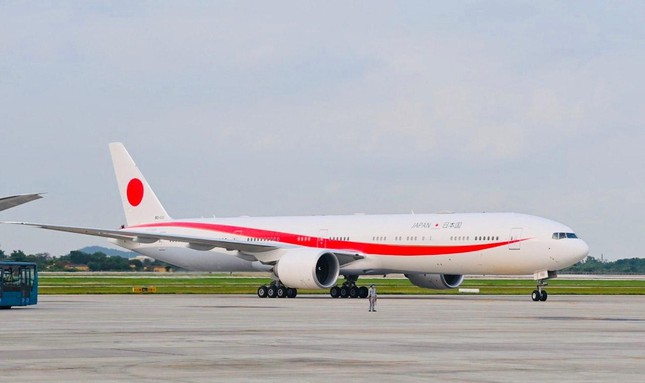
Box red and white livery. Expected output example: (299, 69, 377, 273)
(10, 143, 589, 301)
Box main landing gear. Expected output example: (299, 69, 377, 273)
(257, 280, 297, 298)
(256, 276, 370, 299)
(531, 279, 548, 302)
(329, 276, 369, 298)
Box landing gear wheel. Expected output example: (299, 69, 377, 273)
(331, 276, 369, 299)
(258, 279, 294, 299)
(531, 276, 552, 302)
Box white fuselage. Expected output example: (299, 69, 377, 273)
(111, 212, 589, 276)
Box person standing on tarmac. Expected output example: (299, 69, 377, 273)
(368, 284, 377, 312)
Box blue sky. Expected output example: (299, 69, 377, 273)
(1, 1, 643, 260)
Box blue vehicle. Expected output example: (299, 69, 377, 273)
(0, 262, 38, 309)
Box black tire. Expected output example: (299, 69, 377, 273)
(267, 286, 278, 298)
(277, 287, 287, 298)
(330, 286, 340, 298)
(359, 286, 369, 298)
(340, 287, 349, 298)
(257, 285, 268, 298)
(531, 290, 540, 301)
(539, 290, 548, 301)
(287, 288, 297, 298)
(0, 306, 12, 310)
(349, 287, 359, 298)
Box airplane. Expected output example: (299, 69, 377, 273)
(5, 143, 589, 301)
(0, 194, 42, 212)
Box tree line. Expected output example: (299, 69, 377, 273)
(562, 256, 645, 274)
(0, 249, 173, 272)
(1, 249, 644, 274)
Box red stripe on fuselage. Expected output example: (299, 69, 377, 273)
(129, 221, 529, 256)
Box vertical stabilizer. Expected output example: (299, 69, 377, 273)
(109, 142, 170, 226)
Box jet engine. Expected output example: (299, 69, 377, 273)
(275, 249, 340, 289)
(404, 273, 464, 289)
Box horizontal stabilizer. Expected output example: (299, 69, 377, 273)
(0, 193, 43, 212)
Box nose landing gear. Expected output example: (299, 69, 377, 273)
(530, 271, 555, 302)
(531, 287, 548, 302)
(531, 278, 549, 302)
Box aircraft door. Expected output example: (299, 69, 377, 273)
(20, 267, 31, 301)
(509, 228, 523, 250)
(317, 229, 328, 248)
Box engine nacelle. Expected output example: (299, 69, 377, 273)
(275, 249, 340, 289)
(405, 273, 464, 289)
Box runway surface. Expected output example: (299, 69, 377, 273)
(1, 295, 644, 382)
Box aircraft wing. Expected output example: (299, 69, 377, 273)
(2, 222, 280, 253)
(2, 221, 365, 265)
(0, 194, 43, 212)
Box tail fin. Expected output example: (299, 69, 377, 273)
(109, 142, 170, 226)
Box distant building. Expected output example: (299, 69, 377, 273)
(63, 263, 90, 272)
(133, 255, 155, 262)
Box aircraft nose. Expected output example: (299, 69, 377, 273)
(573, 239, 590, 262)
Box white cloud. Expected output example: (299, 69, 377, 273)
(0, 1, 643, 259)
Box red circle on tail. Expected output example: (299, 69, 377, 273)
(127, 178, 144, 207)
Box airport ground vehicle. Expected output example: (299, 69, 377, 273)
(0, 262, 38, 309)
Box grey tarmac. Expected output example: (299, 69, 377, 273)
(1, 295, 643, 382)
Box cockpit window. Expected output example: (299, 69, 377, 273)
(552, 232, 578, 240)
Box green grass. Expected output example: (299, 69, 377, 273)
(37, 274, 645, 295)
